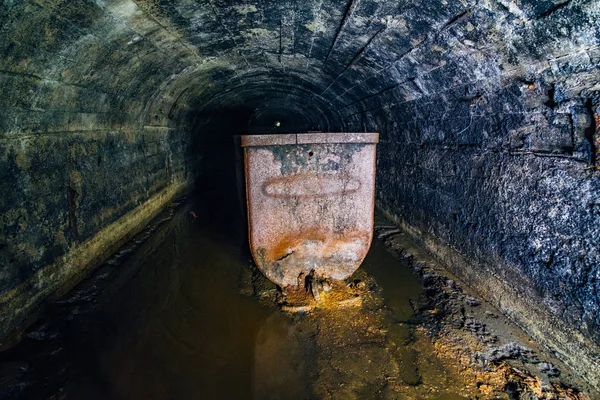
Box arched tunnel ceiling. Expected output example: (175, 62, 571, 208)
(138, 0, 600, 125)
(2, 0, 599, 133)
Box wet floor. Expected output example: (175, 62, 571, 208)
(57, 195, 427, 399)
(0, 173, 544, 400)
(62, 185, 284, 399)
(0, 175, 476, 400)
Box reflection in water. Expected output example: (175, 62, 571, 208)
(253, 313, 316, 399)
(1, 173, 470, 400)
(362, 239, 423, 322)
(66, 193, 276, 399)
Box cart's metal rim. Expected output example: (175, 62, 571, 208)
(241, 133, 379, 147)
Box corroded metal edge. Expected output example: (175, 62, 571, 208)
(241, 132, 379, 147)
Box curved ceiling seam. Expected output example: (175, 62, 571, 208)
(185, 70, 344, 109)
(134, 0, 419, 121)
(248, 103, 326, 128)
(213, 76, 330, 98)
(335, 38, 529, 114)
(193, 87, 340, 130)
(176, 77, 318, 108)
(192, 79, 345, 125)
(195, 88, 329, 113)
(337, 39, 598, 120)
(52, 2, 194, 101)
(314, 0, 423, 98)
(1, 25, 156, 103)
(318, 26, 386, 97)
(140, 52, 333, 125)
(323, 0, 357, 63)
(130, 0, 579, 133)
(195, 88, 340, 126)
(337, 82, 402, 111)
(141, 60, 235, 126)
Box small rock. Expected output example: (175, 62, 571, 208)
(281, 304, 315, 314)
(539, 362, 560, 377)
(348, 279, 366, 290)
(258, 289, 278, 303)
(485, 342, 529, 362)
(377, 228, 401, 239)
(297, 272, 305, 289)
(465, 296, 481, 307)
(312, 283, 321, 302)
(337, 296, 362, 308)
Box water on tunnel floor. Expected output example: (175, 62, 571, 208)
(0, 171, 475, 400)
(59, 174, 311, 399)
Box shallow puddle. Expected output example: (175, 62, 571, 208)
(0, 185, 537, 399)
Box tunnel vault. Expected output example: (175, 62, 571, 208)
(1, 0, 600, 393)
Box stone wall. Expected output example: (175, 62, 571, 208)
(0, 0, 198, 345)
(340, 1, 600, 390)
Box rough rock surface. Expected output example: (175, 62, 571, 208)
(1, 0, 599, 392)
(373, 217, 593, 399)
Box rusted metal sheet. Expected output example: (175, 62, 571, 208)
(242, 132, 379, 288)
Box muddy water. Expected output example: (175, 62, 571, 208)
(0, 183, 470, 400)
(62, 194, 302, 399)
(362, 238, 423, 322)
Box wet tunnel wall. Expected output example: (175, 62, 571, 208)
(1, 0, 599, 392)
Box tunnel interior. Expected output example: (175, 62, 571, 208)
(1, 0, 600, 397)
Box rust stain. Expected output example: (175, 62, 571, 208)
(265, 227, 371, 262)
(242, 133, 379, 288)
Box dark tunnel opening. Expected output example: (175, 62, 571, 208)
(185, 80, 347, 238)
(187, 93, 339, 242)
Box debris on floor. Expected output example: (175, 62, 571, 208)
(1, 195, 592, 400)
(371, 216, 592, 400)
(244, 212, 592, 399)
